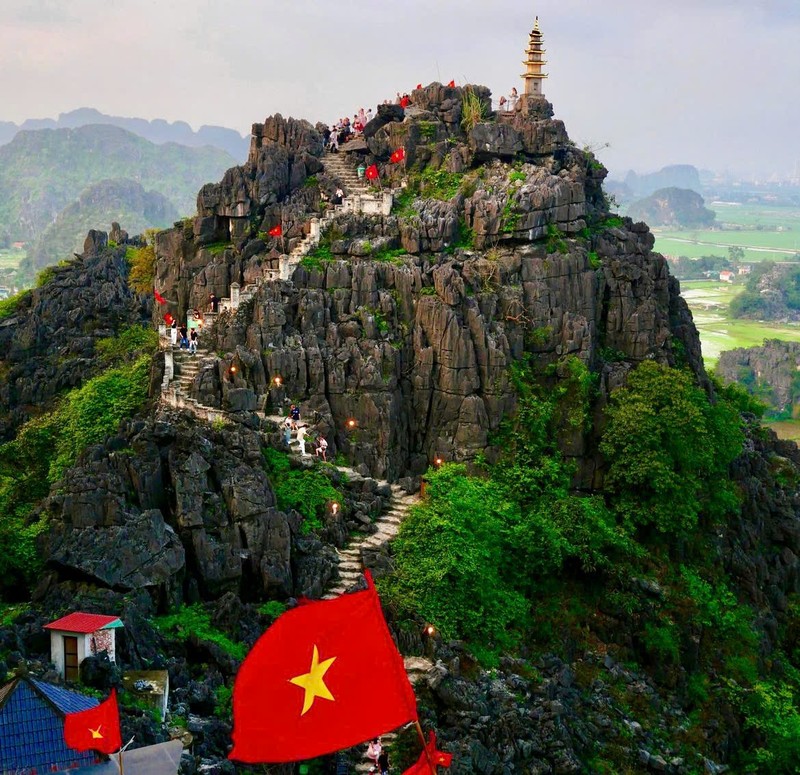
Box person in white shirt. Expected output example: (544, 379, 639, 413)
(315, 435, 328, 462)
(297, 425, 308, 456)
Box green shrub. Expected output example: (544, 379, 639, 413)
(545, 224, 569, 254)
(461, 87, 487, 132)
(0, 289, 31, 321)
(49, 357, 152, 483)
(125, 244, 156, 295)
(418, 168, 463, 201)
(35, 266, 56, 288)
(600, 361, 744, 535)
(373, 245, 408, 263)
(641, 620, 680, 664)
(263, 449, 342, 532)
(95, 325, 158, 364)
(154, 604, 246, 660)
(588, 251, 601, 269)
(258, 600, 288, 622)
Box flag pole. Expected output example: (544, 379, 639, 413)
(414, 720, 437, 774)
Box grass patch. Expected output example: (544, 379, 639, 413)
(0, 289, 31, 320)
(153, 604, 246, 660)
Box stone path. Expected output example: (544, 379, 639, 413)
(156, 157, 426, 763)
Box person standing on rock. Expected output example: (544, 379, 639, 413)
(297, 424, 308, 456)
(315, 434, 328, 462)
(289, 404, 300, 430)
(508, 87, 519, 111)
(378, 749, 389, 775)
(283, 416, 293, 447)
(189, 328, 198, 354)
(367, 738, 382, 769)
(209, 293, 219, 313)
(357, 163, 366, 181)
(170, 319, 178, 346)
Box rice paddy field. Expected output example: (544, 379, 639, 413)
(653, 202, 800, 261)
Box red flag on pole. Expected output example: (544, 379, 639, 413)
(268, 225, 282, 237)
(154, 290, 167, 305)
(63, 689, 122, 755)
(402, 731, 453, 775)
(447, 80, 455, 88)
(416, 83, 422, 90)
(365, 164, 379, 181)
(229, 573, 418, 763)
(163, 313, 175, 326)
(390, 148, 406, 164)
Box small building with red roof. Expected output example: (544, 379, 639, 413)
(44, 613, 123, 682)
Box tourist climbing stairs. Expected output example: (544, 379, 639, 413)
(322, 152, 372, 197)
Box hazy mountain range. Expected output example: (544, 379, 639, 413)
(0, 107, 249, 161)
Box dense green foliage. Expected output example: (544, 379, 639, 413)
(383, 357, 636, 659)
(153, 604, 246, 660)
(262, 448, 342, 532)
(0, 327, 155, 598)
(600, 361, 744, 535)
(383, 353, 799, 768)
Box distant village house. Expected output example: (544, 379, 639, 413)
(719, 270, 736, 283)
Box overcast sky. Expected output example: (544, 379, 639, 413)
(1, 0, 798, 177)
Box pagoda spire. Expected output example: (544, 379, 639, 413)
(521, 15, 548, 97)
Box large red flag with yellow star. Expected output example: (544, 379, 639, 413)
(63, 688, 121, 755)
(229, 573, 418, 763)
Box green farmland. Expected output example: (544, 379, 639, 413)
(679, 280, 800, 366)
(654, 202, 800, 261)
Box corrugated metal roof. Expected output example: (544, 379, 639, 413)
(0, 678, 101, 773)
(44, 613, 122, 633)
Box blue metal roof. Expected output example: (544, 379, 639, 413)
(0, 678, 102, 774)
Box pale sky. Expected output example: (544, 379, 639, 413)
(1, 0, 798, 177)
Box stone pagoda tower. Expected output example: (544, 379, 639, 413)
(521, 16, 548, 97)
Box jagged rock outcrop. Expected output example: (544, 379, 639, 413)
(627, 186, 716, 228)
(37, 409, 392, 604)
(717, 339, 800, 416)
(0, 247, 150, 441)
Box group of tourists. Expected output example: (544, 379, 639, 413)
(169, 311, 202, 354)
(367, 737, 389, 774)
(283, 404, 328, 460)
(497, 86, 520, 112)
(324, 107, 374, 152)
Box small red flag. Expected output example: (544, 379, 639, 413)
(365, 164, 379, 181)
(447, 80, 455, 88)
(416, 83, 422, 90)
(268, 225, 282, 237)
(403, 731, 453, 775)
(229, 573, 417, 763)
(154, 290, 167, 305)
(163, 313, 174, 326)
(63, 689, 122, 755)
(390, 148, 406, 164)
(400, 96, 410, 109)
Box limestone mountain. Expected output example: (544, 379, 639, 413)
(730, 261, 800, 322)
(717, 339, 800, 418)
(1, 82, 799, 773)
(22, 179, 178, 276)
(0, 124, 236, 244)
(627, 186, 716, 228)
(0, 108, 249, 160)
(622, 163, 703, 198)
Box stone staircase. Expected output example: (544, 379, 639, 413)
(323, 152, 372, 197)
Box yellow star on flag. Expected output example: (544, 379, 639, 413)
(289, 645, 337, 715)
(89, 725, 104, 739)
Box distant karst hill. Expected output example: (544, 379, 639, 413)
(23, 179, 178, 274)
(623, 164, 702, 198)
(0, 124, 236, 245)
(0, 108, 249, 160)
(627, 186, 716, 228)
